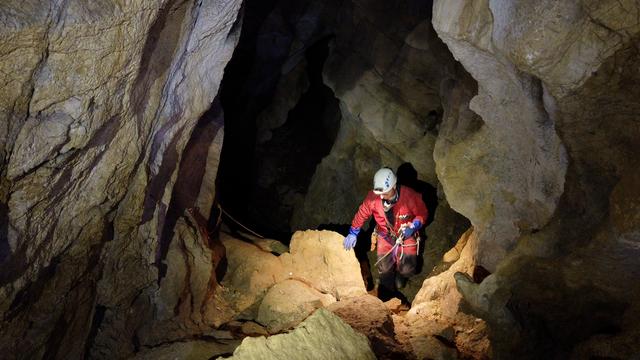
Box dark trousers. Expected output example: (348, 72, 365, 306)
(376, 252, 417, 300)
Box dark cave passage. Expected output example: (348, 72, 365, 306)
(215, 1, 340, 241)
(246, 35, 340, 239)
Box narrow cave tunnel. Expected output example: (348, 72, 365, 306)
(2, 0, 640, 359)
(217, 29, 340, 241)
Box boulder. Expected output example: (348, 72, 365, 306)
(328, 295, 410, 360)
(256, 279, 335, 334)
(281, 230, 367, 299)
(408, 228, 491, 358)
(221, 308, 375, 360)
(211, 233, 287, 326)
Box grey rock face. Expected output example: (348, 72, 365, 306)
(430, 0, 640, 357)
(433, 0, 568, 270)
(0, 0, 242, 357)
(221, 308, 376, 360)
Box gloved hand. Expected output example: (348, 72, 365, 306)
(343, 234, 357, 250)
(343, 227, 360, 250)
(402, 219, 422, 239)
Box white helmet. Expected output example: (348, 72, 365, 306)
(373, 167, 397, 194)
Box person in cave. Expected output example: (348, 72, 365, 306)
(343, 167, 429, 301)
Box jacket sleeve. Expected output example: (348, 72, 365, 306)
(351, 192, 374, 229)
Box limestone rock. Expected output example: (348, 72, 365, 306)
(412, 336, 459, 360)
(282, 230, 367, 299)
(256, 279, 335, 334)
(398, 199, 471, 301)
(229, 227, 290, 255)
(178, 99, 225, 220)
(408, 228, 491, 358)
(328, 295, 392, 337)
(162, 217, 216, 322)
(221, 308, 376, 360)
(442, 228, 471, 263)
(137, 214, 224, 345)
(433, 0, 568, 270)
(393, 312, 475, 360)
(256, 60, 310, 144)
(570, 304, 640, 360)
(412, 229, 477, 317)
(328, 295, 410, 360)
(209, 230, 363, 331)
(212, 232, 287, 326)
(240, 321, 269, 337)
(430, 1, 640, 357)
(383, 298, 403, 313)
(610, 161, 640, 243)
(490, 0, 640, 98)
(1, 0, 243, 357)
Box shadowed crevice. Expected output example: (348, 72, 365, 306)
(131, 0, 190, 122)
(154, 99, 224, 283)
(6, 254, 60, 321)
(0, 201, 9, 264)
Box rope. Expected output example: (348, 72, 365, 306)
(219, 206, 266, 239)
(374, 232, 419, 267)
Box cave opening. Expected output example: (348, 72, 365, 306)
(244, 35, 340, 240)
(216, 2, 341, 242)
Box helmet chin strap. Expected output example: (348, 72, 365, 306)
(382, 188, 399, 211)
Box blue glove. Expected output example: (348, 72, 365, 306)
(343, 227, 360, 250)
(402, 219, 422, 238)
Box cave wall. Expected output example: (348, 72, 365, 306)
(432, 0, 569, 271)
(0, 0, 242, 358)
(430, 0, 640, 357)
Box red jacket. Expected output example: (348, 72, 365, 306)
(351, 185, 428, 240)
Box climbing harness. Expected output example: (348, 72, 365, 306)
(374, 223, 419, 266)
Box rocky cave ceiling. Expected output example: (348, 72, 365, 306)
(1, 0, 639, 359)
